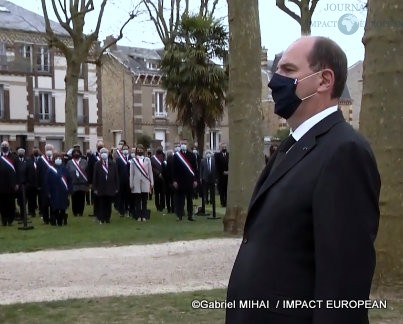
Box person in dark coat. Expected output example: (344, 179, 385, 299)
(15, 147, 29, 219)
(25, 147, 41, 217)
(114, 144, 131, 217)
(45, 153, 72, 226)
(172, 141, 198, 221)
(215, 143, 229, 207)
(226, 36, 380, 324)
(87, 140, 104, 219)
(37, 143, 56, 224)
(0, 141, 18, 226)
(163, 149, 175, 214)
(199, 150, 217, 217)
(151, 148, 166, 212)
(92, 147, 119, 224)
(66, 148, 89, 217)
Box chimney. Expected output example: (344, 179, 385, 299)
(104, 35, 118, 51)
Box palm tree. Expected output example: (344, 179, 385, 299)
(160, 14, 228, 156)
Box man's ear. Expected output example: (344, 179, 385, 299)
(317, 69, 335, 94)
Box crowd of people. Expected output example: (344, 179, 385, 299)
(0, 139, 229, 227)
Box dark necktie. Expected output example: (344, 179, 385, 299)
(271, 135, 297, 172)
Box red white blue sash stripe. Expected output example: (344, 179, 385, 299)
(175, 151, 195, 176)
(72, 158, 88, 182)
(0, 156, 15, 172)
(133, 157, 150, 181)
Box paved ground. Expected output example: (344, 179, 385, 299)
(0, 238, 240, 305)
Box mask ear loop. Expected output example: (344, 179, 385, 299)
(295, 70, 323, 84)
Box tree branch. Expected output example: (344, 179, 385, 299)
(95, 9, 138, 64)
(276, 0, 301, 24)
(309, 0, 319, 15)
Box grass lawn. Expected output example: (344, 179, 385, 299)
(0, 198, 233, 253)
(0, 289, 401, 324)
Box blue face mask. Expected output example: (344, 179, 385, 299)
(268, 71, 320, 119)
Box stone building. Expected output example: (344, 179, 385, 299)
(0, 0, 100, 153)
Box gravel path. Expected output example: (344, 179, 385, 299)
(0, 238, 240, 305)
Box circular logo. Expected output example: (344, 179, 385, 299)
(338, 14, 359, 35)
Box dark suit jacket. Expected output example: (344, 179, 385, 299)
(200, 156, 216, 184)
(215, 151, 229, 181)
(0, 153, 18, 193)
(92, 160, 119, 197)
(172, 151, 198, 191)
(226, 111, 380, 324)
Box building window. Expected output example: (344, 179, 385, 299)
(155, 130, 166, 149)
(77, 94, 84, 124)
(38, 92, 52, 121)
(210, 131, 220, 152)
(36, 46, 50, 72)
(22, 44, 33, 71)
(0, 85, 4, 118)
(0, 42, 6, 70)
(146, 61, 158, 70)
(154, 92, 166, 117)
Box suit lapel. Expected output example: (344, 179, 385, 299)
(248, 110, 345, 213)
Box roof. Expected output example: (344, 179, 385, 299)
(0, 0, 68, 36)
(108, 45, 163, 75)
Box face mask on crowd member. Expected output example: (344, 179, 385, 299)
(101, 152, 108, 160)
(122, 147, 129, 155)
(55, 158, 63, 166)
(1, 145, 9, 153)
(136, 149, 144, 156)
(192, 149, 198, 155)
(18, 149, 25, 158)
(73, 151, 80, 159)
(46, 150, 53, 157)
(268, 70, 322, 119)
(205, 152, 212, 158)
(180, 144, 187, 152)
(33, 150, 40, 157)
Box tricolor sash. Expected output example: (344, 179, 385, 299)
(101, 162, 109, 177)
(133, 157, 150, 181)
(116, 150, 128, 165)
(41, 156, 68, 191)
(0, 156, 16, 172)
(175, 151, 195, 176)
(152, 155, 162, 166)
(72, 158, 88, 182)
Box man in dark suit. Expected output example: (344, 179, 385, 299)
(26, 147, 41, 217)
(199, 150, 216, 217)
(151, 148, 166, 212)
(16, 147, 29, 219)
(215, 143, 229, 207)
(86, 140, 104, 219)
(226, 36, 380, 324)
(172, 140, 198, 221)
(92, 147, 119, 224)
(37, 143, 55, 224)
(114, 144, 131, 217)
(0, 141, 19, 226)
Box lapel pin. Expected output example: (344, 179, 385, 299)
(302, 147, 309, 151)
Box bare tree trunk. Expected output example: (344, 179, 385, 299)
(224, 0, 263, 234)
(64, 61, 80, 150)
(360, 0, 403, 296)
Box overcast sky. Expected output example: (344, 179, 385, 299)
(8, 0, 366, 66)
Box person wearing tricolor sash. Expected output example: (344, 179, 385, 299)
(115, 144, 131, 217)
(66, 148, 88, 217)
(45, 153, 72, 226)
(37, 143, 56, 224)
(92, 147, 119, 224)
(172, 140, 198, 221)
(0, 141, 19, 226)
(151, 148, 166, 212)
(129, 144, 154, 221)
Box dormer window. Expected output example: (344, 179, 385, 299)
(146, 61, 158, 70)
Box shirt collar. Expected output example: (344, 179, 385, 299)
(291, 105, 338, 141)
